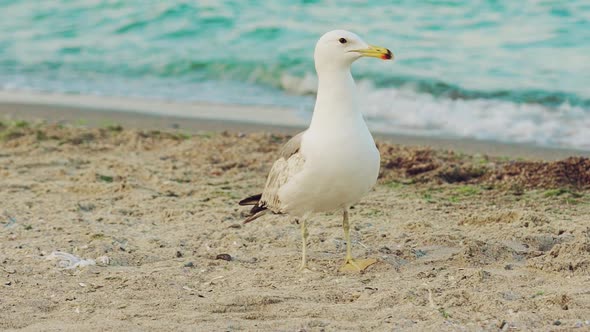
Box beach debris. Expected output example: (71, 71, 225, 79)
(490, 156, 590, 189)
(112, 238, 128, 251)
(96, 255, 110, 266)
(77, 202, 96, 212)
(3, 212, 17, 229)
(216, 254, 232, 261)
(46, 251, 96, 269)
(182, 285, 205, 297)
(96, 174, 114, 183)
(67, 132, 96, 145)
(162, 190, 179, 197)
(378, 144, 590, 189)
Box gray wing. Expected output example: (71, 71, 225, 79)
(259, 131, 306, 213)
(278, 131, 304, 159)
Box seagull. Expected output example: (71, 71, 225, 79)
(239, 30, 393, 272)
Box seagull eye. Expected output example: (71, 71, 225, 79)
(339, 38, 347, 44)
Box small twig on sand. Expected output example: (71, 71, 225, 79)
(423, 283, 436, 309)
(1, 266, 16, 274)
(207, 276, 225, 285)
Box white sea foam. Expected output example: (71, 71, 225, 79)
(280, 72, 317, 96)
(360, 87, 590, 150)
(279, 71, 589, 150)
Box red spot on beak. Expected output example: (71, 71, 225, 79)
(381, 49, 393, 60)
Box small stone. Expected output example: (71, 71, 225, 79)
(216, 254, 232, 261)
(4, 281, 11, 286)
(478, 270, 491, 281)
(553, 320, 561, 326)
(184, 262, 194, 268)
(504, 264, 513, 270)
(379, 246, 392, 254)
(501, 291, 520, 301)
(176, 251, 183, 258)
(77, 203, 96, 212)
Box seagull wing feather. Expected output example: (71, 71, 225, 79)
(260, 131, 306, 213)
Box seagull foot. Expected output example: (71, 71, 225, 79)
(339, 258, 377, 272)
(298, 264, 313, 273)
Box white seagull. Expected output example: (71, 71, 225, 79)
(240, 30, 393, 272)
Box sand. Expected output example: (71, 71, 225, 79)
(0, 111, 589, 331)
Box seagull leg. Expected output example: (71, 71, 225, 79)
(298, 217, 310, 271)
(340, 209, 376, 272)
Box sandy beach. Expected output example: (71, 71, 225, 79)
(1, 103, 589, 331)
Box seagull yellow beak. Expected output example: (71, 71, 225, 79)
(354, 45, 393, 60)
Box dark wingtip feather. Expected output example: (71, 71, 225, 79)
(239, 193, 262, 206)
(242, 204, 267, 223)
(243, 209, 268, 224)
(249, 204, 266, 215)
(240, 193, 268, 223)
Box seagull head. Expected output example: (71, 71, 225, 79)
(314, 30, 393, 72)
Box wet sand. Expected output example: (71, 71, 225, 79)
(0, 106, 589, 331)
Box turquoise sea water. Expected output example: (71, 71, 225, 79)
(0, 1, 589, 149)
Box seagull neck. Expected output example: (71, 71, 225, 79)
(310, 68, 361, 131)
